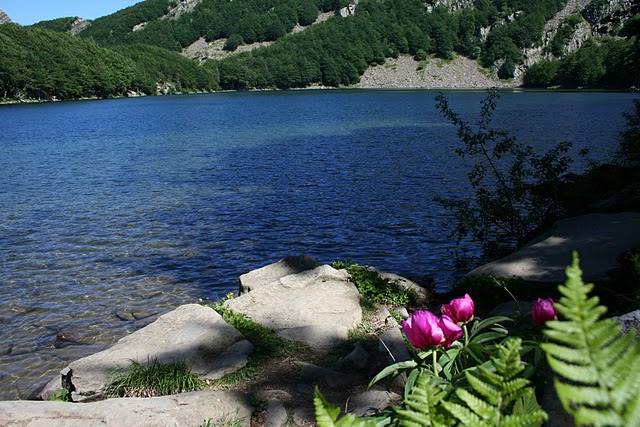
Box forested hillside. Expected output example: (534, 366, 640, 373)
(1, 0, 638, 101)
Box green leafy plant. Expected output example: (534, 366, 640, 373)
(331, 262, 418, 306)
(314, 386, 385, 427)
(49, 389, 72, 402)
(318, 253, 640, 426)
(441, 338, 547, 426)
(542, 252, 640, 426)
(370, 313, 512, 388)
(617, 98, 640, 166)
(107, 358, 201, 398)
(316, 338, 546, 426)
(434, 89, 587, 259)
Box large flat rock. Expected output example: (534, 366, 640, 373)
(0, 390, 253, 427)
(467, 212, 640, 284)
(226, 264, 362, 350)
(39, 304, 252, 402)
(238, 255, 320, 294)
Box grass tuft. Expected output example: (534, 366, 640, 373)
(107, 358, 202, 398)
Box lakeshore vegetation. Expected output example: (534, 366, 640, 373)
(0, 0, 639, 101)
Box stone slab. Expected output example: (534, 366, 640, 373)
(0, 390, 253, 427)
(227, 265, 361, 350)
(238, 255, 320, 294)
(467, 212, 640, 285)
(39, 304, 251, 402)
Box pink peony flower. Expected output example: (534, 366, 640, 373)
(441, 293, 475, 325)
(531, 298, 558, 325)
(401, 310, 444, 350)
(439, 315, 463, 348)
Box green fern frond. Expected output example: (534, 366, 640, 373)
(314, 386, 381, 427)
(542, 252, 640, 427)
(444, 338, 547, 427)
(442, 400, 489, 427)
(397, 372, 452, 427)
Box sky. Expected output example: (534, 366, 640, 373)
(0, 1, 143, 26)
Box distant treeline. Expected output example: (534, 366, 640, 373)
(0, 24, 218, 100)
(1, 0, 638, 101)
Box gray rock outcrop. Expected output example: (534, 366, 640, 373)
(38, 304, 252, 402)
(0, 390, 253, 427)
(467, 212, 640, 285)
(0, 8, 12, 25)
(227, 263, 362, 350)
(239, 255, 319, 294)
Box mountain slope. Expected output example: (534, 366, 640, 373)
(2, 0, 639, 101)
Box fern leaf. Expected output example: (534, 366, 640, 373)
(456, 387, 497, 420)
(465, 371, 500, 405)
(314, 387, 380, 427)
(444, 338, 547, 427)
(542, 252, 640, 427)
(500, 412, 548, 427)
(501, 378, 531, 400)
(397, 371, 451, 427)
(315, 386, 342, 426)
(442, 400, 490, 427)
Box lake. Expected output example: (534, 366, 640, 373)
(0, 89, 636, 399)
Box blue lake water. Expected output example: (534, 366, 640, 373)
(0, 89, 637, 398)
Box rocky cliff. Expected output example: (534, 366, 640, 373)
(0, 8, 12, 25)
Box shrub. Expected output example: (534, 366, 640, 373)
(434, 89, 587, 260)
(617, 98, 640, 166)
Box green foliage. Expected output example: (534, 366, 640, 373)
(30, 16, 79, 33)
(212, 303, 298, 358)
(112, 43, 219, 93)
(0, 24, 218, 101)
(320, 253, 640, 426)
(318, 339, 545, 426)
(370, 315, 512, 388)
(547, 13, 584, 57)
(314, 386, 383, 426)
(395, 374, 452, 426)
(434, 89, 583, 259)
(542, 252, 640, 426)
(617, 99, 640, 166)
(522, 59, 560, 87)
(49, 389, 72, 402)
(224, 34, 244, 51)
(331, 262, 418, 306)
(107, 358, 202, 398)
(441, 338, 547, 427)
(524, 36, 640, 89)
(209, 302, 305, 387)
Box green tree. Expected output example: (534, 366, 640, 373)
(224, 33, 244, 51)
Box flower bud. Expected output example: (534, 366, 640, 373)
(531, 297, 558, 325)
(401, 310, 443, 350)
(441, 293, 475, 325)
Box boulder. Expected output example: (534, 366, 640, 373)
(467, 212, 640, 285)
(0, 390, 253, 427)
(374, 269, 432, 304)
(238, 255, 320, 294)
(227, 264, 362, 350)
(38, 304, 252, 402)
